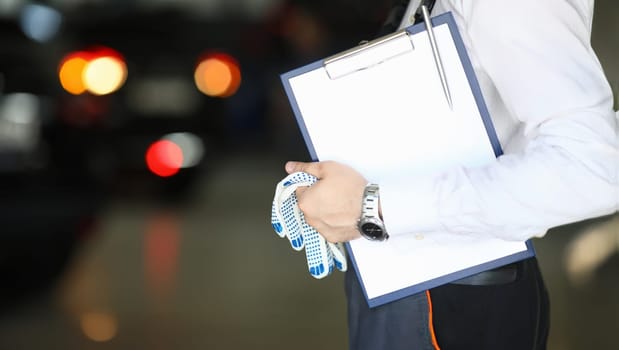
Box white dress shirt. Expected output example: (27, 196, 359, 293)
(380, 0, 618, 242)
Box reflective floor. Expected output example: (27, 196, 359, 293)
(0, 149, 617, 350)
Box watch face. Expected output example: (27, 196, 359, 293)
(361, 222, 385, 240)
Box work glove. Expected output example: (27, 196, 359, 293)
(271, 172, 347, 279)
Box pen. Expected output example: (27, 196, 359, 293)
(421, 5, 453, 109)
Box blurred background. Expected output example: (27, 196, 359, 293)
(0, 0, 616, 349)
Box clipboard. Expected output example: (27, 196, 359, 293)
(280, 12, 535, 307)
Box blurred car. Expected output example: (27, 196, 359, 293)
(0, 0, 391, 309)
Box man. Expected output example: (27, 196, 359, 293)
(284, 0, 618, 349)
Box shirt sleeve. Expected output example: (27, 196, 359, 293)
(380, 0, 618, 242)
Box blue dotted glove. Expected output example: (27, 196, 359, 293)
(271, 172, 347, 279)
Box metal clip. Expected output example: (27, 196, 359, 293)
(323, 30, 414, 80)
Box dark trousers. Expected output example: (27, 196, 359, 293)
(431, 257, 550, 350)
(346, 257, 550, 350)
(346, 267, 437, 350)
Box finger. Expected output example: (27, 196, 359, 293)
(300, 216, 332, 279)
(328, 242, 348, 272)
(278, 194, 305, 250)
(271, 200, 284, 237)
(285, 161, 322, 177)
(273, 172, 319, 250)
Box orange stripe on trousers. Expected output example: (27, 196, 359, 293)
(426, 290, 441, 350)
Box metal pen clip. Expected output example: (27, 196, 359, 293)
(421, 5, 453, 109)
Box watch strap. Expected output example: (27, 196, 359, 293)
(359, 184, 389, 241)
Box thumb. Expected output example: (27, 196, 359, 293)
(285, 161, 322, 177)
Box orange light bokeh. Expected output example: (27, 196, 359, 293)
(58, 47, 127, 95)
(80, 312, 118, 342)
(58, 53, 89, 95)
(194, 52, 241, 98)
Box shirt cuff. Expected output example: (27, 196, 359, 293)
(379, 173, 443, 237)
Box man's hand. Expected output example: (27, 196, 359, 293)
(285, 160, 367, 243)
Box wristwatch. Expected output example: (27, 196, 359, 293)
(358, 184, 389, 241)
